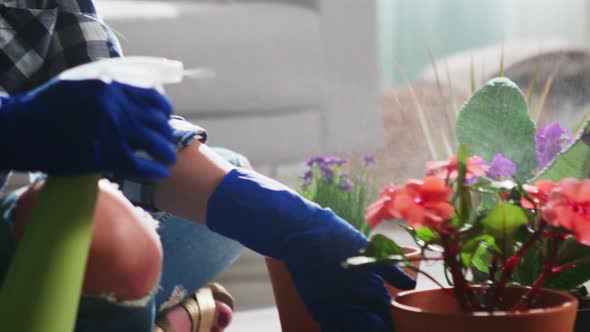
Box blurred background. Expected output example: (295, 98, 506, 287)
(379, 0, 590, 85)
(45, 0, 590, 320)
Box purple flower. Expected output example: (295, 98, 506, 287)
(338, 174, 354, 191)
(361, 155, 376, 166)
(486, 154, 517, 180)
(324, 156, 348, 166)
(305, 155, 347, 167)
(305, 156, 327, 167)
(321, 167, 334, 182)
(302, 170, 313, 181)
(300, 170, 313, 188)
(536, 121, 574, 168)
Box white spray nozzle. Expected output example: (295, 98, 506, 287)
(59, 56, 211, 91)
(183, 67, 216, 80)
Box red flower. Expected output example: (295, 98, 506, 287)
(426, 156, 488, 180)
(521, 179, 558, 209)
(542, 179, 590, 246)
(395, 176, 454, 230)
(365, 183, 397, 228)
(365, 176, 454, 231)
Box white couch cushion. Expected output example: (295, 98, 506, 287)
(186, 109, 323, 163)
(99, 1, 327, 115)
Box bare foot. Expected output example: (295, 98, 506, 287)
(154, 298, 234, 332)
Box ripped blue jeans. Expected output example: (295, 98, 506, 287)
(0, 117, 245, 331)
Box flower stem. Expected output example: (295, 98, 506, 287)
(407, 256, 444, 262)
(442, 235, 478, 310)
(551, 256, 590, 274)
(401, 264, 454, 299)
(511, 269, 549, 311)
(510, 235, 561, 311)
(497, 224, 546, 298)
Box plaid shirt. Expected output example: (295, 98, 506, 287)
(0, 0, 122, 94)
(0, 0, 122, 191)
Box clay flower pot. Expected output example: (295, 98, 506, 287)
(574, 294, 590, 332)
(266, 245, 421, 332)
(392, 287, 578, 332)
(384, 246, 421, 298)
(265, 257, 321, 332)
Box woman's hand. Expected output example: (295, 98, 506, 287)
(0, 79, 176, 178)
(206, 168, 416, 332)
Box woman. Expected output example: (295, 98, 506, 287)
(0, 0, 414, 331)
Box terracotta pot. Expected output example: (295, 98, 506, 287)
(385, 246, 421, 298)
(265, 257, 321, 332)
(392, 287, 578, 332)
(574, 296, 590, 332)
(266, 246, 422, 331)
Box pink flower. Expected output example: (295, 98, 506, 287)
(542, 179, 590, 246)
(365, 177, 454, 231)
(426, 156, 488, 181)
(522, 180, 558, 209)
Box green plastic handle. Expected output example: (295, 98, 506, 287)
(0, 174, 100, 332)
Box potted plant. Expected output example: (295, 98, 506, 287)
(345, 77, 590, 332)
(266, 155, 420, 331)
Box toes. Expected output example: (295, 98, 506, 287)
(213, 300, 233, 331)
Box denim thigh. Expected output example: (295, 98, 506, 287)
(153, 146, 245, 311)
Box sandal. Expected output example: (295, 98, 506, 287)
(154, 282, 235, 332)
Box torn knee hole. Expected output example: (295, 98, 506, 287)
(84, 284, 158, 308)
(158, 285, 187, 312)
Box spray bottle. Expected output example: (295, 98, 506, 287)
(59, 56, 213, 91)
(59, 56, 213, 160)
(0, 56, 208, 332)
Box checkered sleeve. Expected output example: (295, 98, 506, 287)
(0, 3, 56, 94)
(0, 0, 211, 200)
(0, 0, 124, 191)
(43, 0, 123, 82)
(0, 0, 122, 94)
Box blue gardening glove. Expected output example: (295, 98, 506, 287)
(207, 168, 415, 332)
(0, 79, 176, 178)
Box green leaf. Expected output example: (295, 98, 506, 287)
(545, 240, 590, 290)
(470, 177, 517, 193)
(343, 255, 405, 269)
(457, 144, 468, 163)
(415, 227, 439, 243)
(345, 234, 410, 269)
(482, 203, 528, 238)
(456, 77, 537, 180)
(533, 121, 590, 181)
(513, 241, 544, 285)
(361, 234, 405, 259)
(401, 225, 441, 249)
(460, 235, 498, 268)
(343, 256, 378, 267)
(455, 144, 472, 225)
(472, 243, 494, 275)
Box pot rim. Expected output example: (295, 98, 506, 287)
(392, 287, 578, 317)
(399, 245, 421, 258)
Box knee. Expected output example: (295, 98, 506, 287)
(211, 147, 253, 170)
(237, 153, 253, 170)
(86, 180, 163, 300)
(13, 180, 163, 301)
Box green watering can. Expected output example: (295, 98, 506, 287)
(0, 56, 185, 332)
(0, 175, 101, 332)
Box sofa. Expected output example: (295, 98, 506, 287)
(97, 0, 382, 182)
